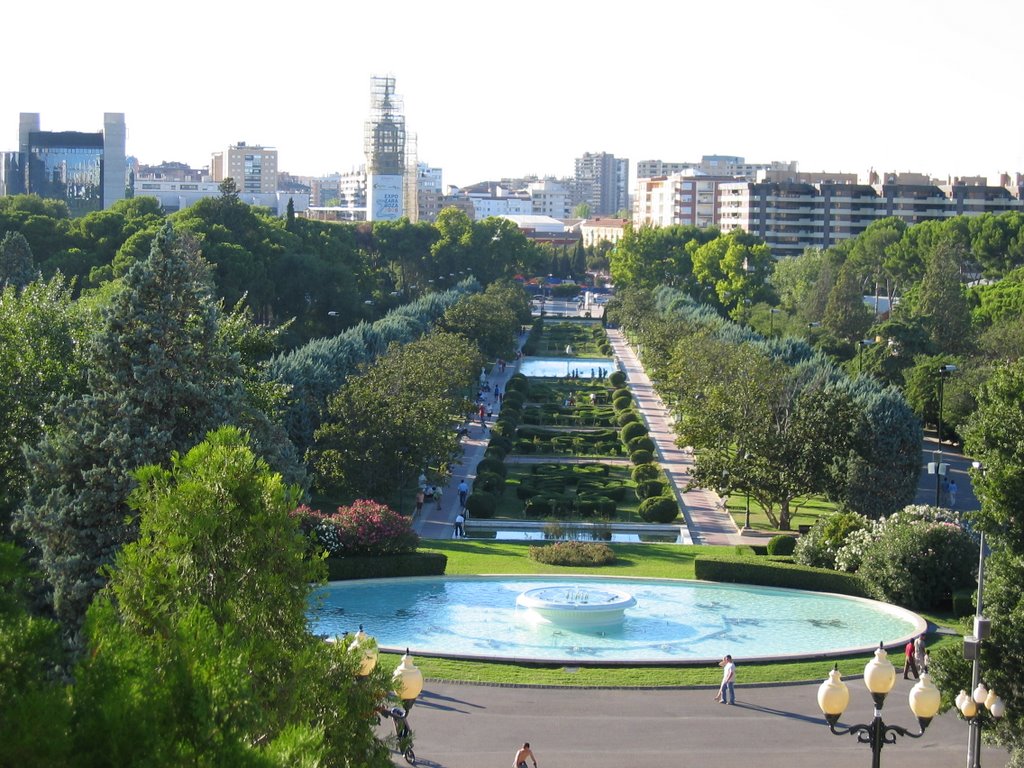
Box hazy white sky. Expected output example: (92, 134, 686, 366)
(5, 0, 1022, 189)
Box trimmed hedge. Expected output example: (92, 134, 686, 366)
(693, 554, 868, 597)
(326, 552, 448, 580)
(631, 463, 662, 483)
(638, 495, 679, 523)
(766, 535, 797, 556)
(617, 410, 640, 427)
(609, 370, 627, 387)
(476, 457, 507, 478)
(529, 541, 616, 567)
(466, 491, 496, 518)
(628, 435, 656, 453)
(630, 449, 654, 465)
(620, 421, 648, 443)
(613, 396, 632, 412)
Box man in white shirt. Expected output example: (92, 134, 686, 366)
(718, 654, 736, 705)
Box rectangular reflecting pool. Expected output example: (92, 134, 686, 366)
(519, 357, 615, 378)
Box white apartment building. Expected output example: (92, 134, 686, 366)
(527, 179, 571, 219)
(211, 142, 278, 194)
(635, 155, 797, 183)
(633, 172, 733, 229)
(580, 217, 628, 247)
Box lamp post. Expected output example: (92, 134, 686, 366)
(817, 643, 941, 768)
(348, 624, 379, 677)
(933, 364, 958, 506)
(392, 648, 424, 713)
(741, 451, 753, 531)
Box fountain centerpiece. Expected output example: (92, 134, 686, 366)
(516, 585, 636, 627)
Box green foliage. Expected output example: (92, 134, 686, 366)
(823, 260, 873, 342)
(16, 223, 276, 638)
(312, 330, 479, 499)
(908, 239, 974, 354)
(630, 463, 662, 483)
(766, 535, 797, 556)
(291, 501, 418, 557)
(793, 511, 868, 569)
(635, 480, 664, 500)
(528, 541, 616, 566)
(630, 449, 654, 465)
(612, 396, 633, 412)
(858, 520, 977, 610)
(465, 491, 496, 518)
(608, 370, 627, 388)
(620, 421, 648, 443)
(694, 554, 868, 597)
(638, 495, 679, 523)
(476, 457, 507, 478)
(325, 552, 447, 580)
(617, 410, 639, 426)
(0, 230, 38, 288)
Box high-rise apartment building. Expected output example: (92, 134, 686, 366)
(635, 156, 797, 183)
(574, 152, 629, 216)
(633, 172, 734, 229)
(2, 112, 126, 212)
(211, 142, 278, 194)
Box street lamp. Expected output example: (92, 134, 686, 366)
(348, 624, 379, 677)
(932, 364, 958, 506)
(817, 644, 942, 768)
(392, 648, 424, 713)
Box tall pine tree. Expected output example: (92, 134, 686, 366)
(17, 223, 254, 642)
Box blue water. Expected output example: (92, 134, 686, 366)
(518, 357, 614, 378)
(308, 575, 924, 663)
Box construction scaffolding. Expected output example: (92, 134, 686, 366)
(364, 76, 406, 176)
(404, 132, 419, 223)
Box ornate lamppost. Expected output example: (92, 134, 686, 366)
(392, 648, 424, 713)
(817, 643, 941, 768)
(348, 624, 379, 677)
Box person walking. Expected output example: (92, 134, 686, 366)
(453, 511, 465, 539)
(717, 654, 736, 705)
(914, 634, 927, 673)
(414, 487, 425, 517)
(513, 742, 538, 768)
(948, 478, 958, 507)
(433, 485, 443, 511)
(903, 639, 920, 679)
(457, 479, 469, 508)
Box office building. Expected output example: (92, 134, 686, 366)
(211, 142, 278, 194)
(3, 112, 126, 212)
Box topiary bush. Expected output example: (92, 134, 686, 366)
(476, 457, 507, 478)
(628, 436, 656, 454)
(617, 410, 640, 427)
(635, 480, 664, 500)
(766, 534, 797, 556)
(858, 520, 978, 610)
(612, 396, 632, 412)
(465, 491, 496, 519)
(638, 495, 679, 523)
(620, 421, 648, 443)
(475, 470, 505, 496)
(528, 540, 616, 567)
(630, 449, 653, 465)
(631, 463, 661, 483)
(609, 370, 626, 387)
(612, 388, 632, 403)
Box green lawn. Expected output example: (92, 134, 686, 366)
(725, 493, 839, 533)
(402, 541, 959, 687)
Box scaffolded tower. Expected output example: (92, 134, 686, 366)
(364, 76, 406, 220)
(404, 131, 419, 223)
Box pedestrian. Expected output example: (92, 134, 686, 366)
(417, 471, 427, 488)
(717, 654, 736, 704)
(948, 478, 958, 507)
(434, 485, 443, 511)
(454, 511, 465, 538)
(513, 742, 538, 768)
(494, 385, 501, 403)
(458, 479, 469, 508)
(914, 633, 926, 673)
(414, 487, 425, 517)
(903, 639, 919, 679)
(478, 402, 487, 427)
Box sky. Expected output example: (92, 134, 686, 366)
(4, 0, 1022, 190)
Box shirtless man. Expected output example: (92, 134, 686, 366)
(513, 742, 538, 768)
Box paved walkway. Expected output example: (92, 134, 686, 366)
(401, 678, 1008, 768)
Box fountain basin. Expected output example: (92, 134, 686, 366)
(516, 585, 637, 627)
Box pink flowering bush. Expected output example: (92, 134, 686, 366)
(290, 500, 418, 557)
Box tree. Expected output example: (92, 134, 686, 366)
(822, 260, 872, 342)
(609, 223, 714, 291)
(313, 331, 479, 499)
(69, 427, 392, 766)
(573, 202, 591, 219)
(690, 230, 772, 315)
(910, 239, 974, 354)
(0, 231, 38, 288)
(15, 222, 264, 641)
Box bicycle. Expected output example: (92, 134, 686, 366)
(377, 703, 416, 765)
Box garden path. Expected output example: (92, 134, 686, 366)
(605, 329, 762, 546)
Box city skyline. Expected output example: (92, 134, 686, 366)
(4, 0, 1022, 190)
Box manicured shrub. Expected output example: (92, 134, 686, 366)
(617, 410, 640, 427)
(766, 535, 797, 556)
(505, 374, 529, 393)
(475, 470, 505, 496)
(326, 552, 447, 580)
(609, 370, 626, 387)
(465, 491, 496, 518)
(476, 457, 507, 478)
(631, 463, 661, 483)
(793, 510, 868, 569)
(529, 541, 616, 567)
(489, 434, 513, 453)
(620, 421, 648, 443)
(858, 521, 978, 610)
(612, 388, 632, 403)
(516, 483, 537, 500)
(291, 501, 419, 557)
(613, 396, 632, 412)
(484, 445, 507, 462)
(639, 495, 679, 523)
(630, 449, 653, 465)
(596, 497, 617, 517)
(635, 480, 664, 500)
(628, 436, 656, 454)
(694, 555, 868, 597)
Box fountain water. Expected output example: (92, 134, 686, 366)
(516, 585, 637, 627)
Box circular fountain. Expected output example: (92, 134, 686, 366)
(515, 585, 637, 627)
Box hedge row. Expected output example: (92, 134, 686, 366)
(693, 554, 868, 597)
(325, 552, 448, 580)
